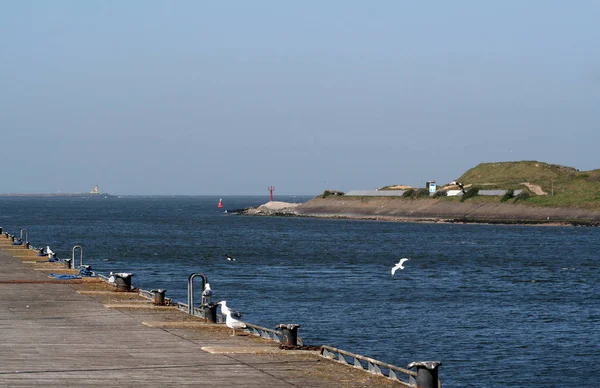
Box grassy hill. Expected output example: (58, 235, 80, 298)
(456, 161, 600, 210)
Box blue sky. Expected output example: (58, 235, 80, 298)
(1, 1, 598, 195)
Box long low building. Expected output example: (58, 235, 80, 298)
(344, 189, 523, 197)
(345, 190, 407, 196)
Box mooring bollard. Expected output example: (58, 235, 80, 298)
(0, 227, 2, 234)
(407, 361, 442, 388)
(37, 248, 45, 256)
(10, 235, 15, 242)
(23, 241, 30, 249)
(151, 289, 167, 305)
(63, 259, 72, 268)
(276, 324, 301, 347)
(112, 273, 134, 292)
(199, 303, 219, 323)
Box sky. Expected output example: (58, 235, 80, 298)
(1, 1, 599, 195)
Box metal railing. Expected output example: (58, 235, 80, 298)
(187, 273, 208, 316)
(138, 288, 154, 300)
(175, 302, 211, 316)
(20, 228, 29, 243)
(244, 321, 304, 345)
(71, 245, 83, 269)
(320, 345, 417, 384)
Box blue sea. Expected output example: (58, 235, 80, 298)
(1, 195, 598, 387)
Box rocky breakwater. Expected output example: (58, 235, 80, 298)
(241, 201, 302, 216)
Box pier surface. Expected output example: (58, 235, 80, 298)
(0, 239, 405, 387)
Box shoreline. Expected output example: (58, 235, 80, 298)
(238, 198, 600, 227)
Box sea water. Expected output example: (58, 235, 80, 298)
(1, 196, 598, 387)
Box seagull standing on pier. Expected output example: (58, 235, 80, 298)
(202, 283, 212, 305)
(46, 246, 54, 258)
(217, 300, 246, 336)
(391, 258, 410, 276)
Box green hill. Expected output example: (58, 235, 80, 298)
(456, 161, 600, 210)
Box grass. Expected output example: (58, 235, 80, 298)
(456, 161, 600, 210)
(329, 161, 600, 211)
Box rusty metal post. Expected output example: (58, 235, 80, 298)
(407, 361, 442, 388)
(151, 289, 167, 305)
(276, 324, 301, 347)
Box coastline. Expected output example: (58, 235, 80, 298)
(239, 197, 600, 227)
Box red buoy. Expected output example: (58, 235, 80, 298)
(217, 199, 224, 208)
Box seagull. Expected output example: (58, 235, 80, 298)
(224, 311, 247, 336)
(391, 258, 410, 276)
(225, 254, 236, 261)
(217, 301, 246, 336)
(46, 246, 54, 258)
(217, 300, 239, 317)
(202, 283, 212, 305)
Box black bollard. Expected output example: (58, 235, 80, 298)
(63, 259, 72, 268)
(0, 227, 2, 234)
(151, 289, 167, 305)
(407, 361, 442, 388)
(199, 303, 218, 323)
(24, 242, 29, 249)
(113, 273, 134, 292)
(38, 248, 45, 256)
(276, 324, 301, 347)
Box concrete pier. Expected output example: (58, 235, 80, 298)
(0, 238, 406, 387)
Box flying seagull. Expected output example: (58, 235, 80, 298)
(217, 301, 246, 336)
(391, 258, 410, 276)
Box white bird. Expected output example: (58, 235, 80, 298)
(218, 300, 229, 315)
(391, 258, 410, 276)
(225, 254, 235, 261)
(46, 246, 54, 258)
(201, 283, 212, 305)
(217, 301, 245, 336)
